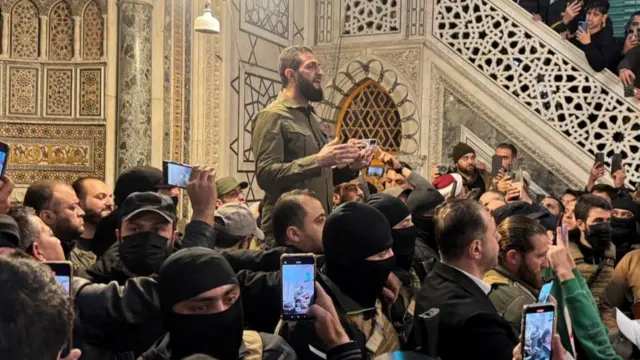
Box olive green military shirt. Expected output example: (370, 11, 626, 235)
(252, 91, 334, 243)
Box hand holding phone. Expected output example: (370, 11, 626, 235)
(0, 142, 9, 179)
(281, 254, 316, 321)
(538, 282, 553, 303)
(521, 303, 556, 360)
(578, 21, 587, 32)
(44, 261, 74, 351)
(163, 161, 193, 189)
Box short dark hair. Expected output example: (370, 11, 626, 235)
(496, 143, 518, 158)
(574, 194, 612, 222)
(591, 184, 615, 200)
(435, 199, 488, 261)
(278, 45, 314, 87)
(543, 195, 565, 214)
(586, 0, 609, 14)
(6, 206, 39, 251)
(72, 176, 101, 203)
(0, 256, 73, 359)
(564, 188, 585, 198)
(272, 189, 316, 245)
(497, 215, 546, 264)
(23, 180, 60, 214)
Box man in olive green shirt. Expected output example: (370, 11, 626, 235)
(252, 45, 373, 247)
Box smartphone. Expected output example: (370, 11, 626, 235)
(0, 142, 9, 179)
(362, 139, 377, 149)
(43, 261, 73, 350)
(162, 161, 193, 189)
(624, 83, 636, 98)
(611, 153, 623, 174)
(578, 21, 587, 32)
(538, 281, 553, 303)
(522, 303, 556, 360)
(367, 166, 384, 177)
(281, 254, 316, 321)
(491, 154, 504, 178)
(595, 152, 605, 168)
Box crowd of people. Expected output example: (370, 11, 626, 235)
(2, 43, 640, 360)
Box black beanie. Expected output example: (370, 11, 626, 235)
(114, 166, 164, 207)
(323, 202, 393, 264)
(158, 247, 238, 314)
(366, 194, 410, 228)
(452, 142, 476, 164)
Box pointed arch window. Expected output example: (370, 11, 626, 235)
(336, 79, 402, 152)
(82, 0, 103, 60)
(11, 0, 39, 59)
(49, 1, 74, 60)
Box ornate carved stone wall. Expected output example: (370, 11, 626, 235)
(0, 0, 107, 202)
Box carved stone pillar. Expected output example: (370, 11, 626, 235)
(101, 14, 108, 61)
(38, 15, 47, 59)
(73, 16, 81, 60)
(1, 12, 9, 57)
(116, 0, 153, 173)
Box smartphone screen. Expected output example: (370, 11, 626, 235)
(611, 154, 623, 174)
(523, 305, 555, 360)
(367, 166, 384, 177)
(281, 255, 315, 320)
(578, 21, 587, 32)
(43, 261, 73, 351)
(492, 155, 504, 178)
(538, 282, 553, 303)
(163, 161, 192, 189)
(595, 152, 604, 167)
(0, 142, 9, 178)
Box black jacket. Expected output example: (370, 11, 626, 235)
(619, 45, 640, 88)
(571, 29, 618, 72)
(138, 331, 297, 360)
(415, 262, 517, 360)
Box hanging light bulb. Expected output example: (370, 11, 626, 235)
(195, 0, 220, 34)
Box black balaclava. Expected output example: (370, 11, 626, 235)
(585, 222, 613, 256)
(611, 196, 639, 246)
(158, 248, 244, 360)
(367, 194, 416, 271)
(119, 232, 173, 276)
(323, 202, 395, 309)
(406, 188, 445, 252)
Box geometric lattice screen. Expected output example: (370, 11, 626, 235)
(433, 0, 640, 186)
(338, 79, 402, 152)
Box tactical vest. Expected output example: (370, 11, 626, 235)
(242, 330, 263, 360)
(569, 241, 615, 305)
(344, 300, 401, 357)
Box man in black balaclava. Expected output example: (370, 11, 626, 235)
(406, 188, 445, 281)
(276, 202, 401, 359)
(85, 192, 178, 284)
(140, 247, 295, 360)
(610, 196, 640, 263)
(366, 194, 419, 344)
(91, 166, 179, 258)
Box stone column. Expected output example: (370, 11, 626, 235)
(116, 0, 153, 173)
(73, 16, 81, 60)
(101, 14, 108, 61)
(1, 12, 9, 57)
(39, 15, 48, 59)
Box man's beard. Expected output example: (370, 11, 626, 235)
(296, 73, 323, 102)
(517, 261, 543, 289)
(83, 208, 105, 226)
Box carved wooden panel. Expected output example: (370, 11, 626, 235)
(342, 0, 400, 36)
(77, 67, 101, 117)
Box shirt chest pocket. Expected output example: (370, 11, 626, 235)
(282, 125, 322, 162)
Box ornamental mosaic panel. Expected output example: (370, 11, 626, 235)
(46, 68, 73, 116)
(432, 0, 640, 185)
(0, 123, 106, 183)
(343, 0, 400, 36)
(78, 68, 101, 117)
(243, 0, 289, 38)
(8, 67, 38, 116)
(82, 0, 103, 60)
(49, 1, 74, 61)
(338, 79, 402, 152)
(11, 0, 39, 59)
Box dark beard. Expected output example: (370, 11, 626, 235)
(296, 73, 323, 102)
(457, 165, 476, 177)
(517, 261, 542, 290)
(83, 208, 103, 226)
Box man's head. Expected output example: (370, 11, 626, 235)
(575, 195, 613, 253)
(116, 192, 178, 276)
(7, 206, 65, 262)
(333, 181, 364, 207)
(385, 162, 413, 190)
(452, 142, 477, 176)
(0, 256, 73, 360)
(541, 196, 564, 217)
(24, 180, 85, 252)
(367, 194, 415, 271)
(114, 166, 179, 207)
(158, 247, 243, 360)
(480, 191, 505, 208)
(323, 202, 395, 308)
(591, 184, 615, 203)
(0, 214, 20, 252)
(279, 45, 323, 102)
(562, 189, 584, 207)
(435, 199, 500, 273)
(586, 1, 609, 32)
(215, 176, 248, 208)
(273, 189, 325, 253)
(497, 215, 549, 289)
(495, 143, 518, 170)
(611, 196, 638, 241)
(626, 11, 640, 39)
(72, 177, 113, 227)
(214, 203, 264, 250)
